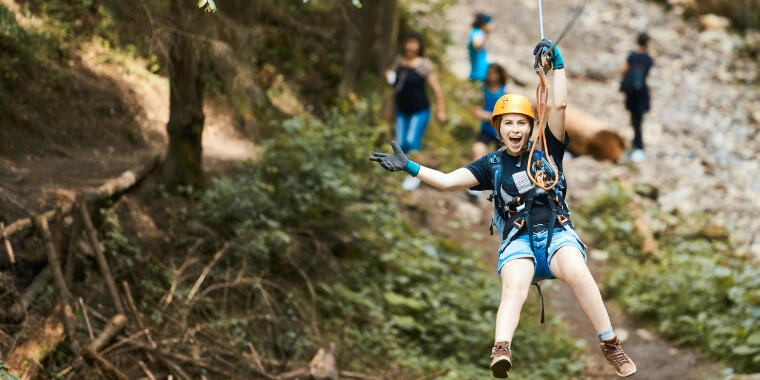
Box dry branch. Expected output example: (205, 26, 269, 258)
(2, 153, 159, 240)
(187, 244, 228, 301)
(138, 360, 157, 380)
(90, 314, 128, 351)
(122, 280, 158, 348)
(3, 265, 52, 322)
(34, 214, 77, 345)
(309, 344, 337, 379)
(0, 221, 16, 263)
(79, 201, 125, 314)
(79, 297, 95, 340)
(339, 370, 384, 380)
(5, 304, 70, 378)
(64, 199, 83, 284)
(81, 346, 129, 380)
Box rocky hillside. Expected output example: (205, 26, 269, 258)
(446, 0, 760, 258)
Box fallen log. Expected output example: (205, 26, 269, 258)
(5, 304, 74, 378)
(3, 266, 52, 323)
(565, 106, 625, 162)
(2, 153, 160, 241)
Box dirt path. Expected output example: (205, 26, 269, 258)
(0, 38, 257, 221)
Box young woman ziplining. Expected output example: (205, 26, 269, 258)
(370, 40, 636, 378)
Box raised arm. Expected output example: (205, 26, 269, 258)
(533, 39, 568, 140)
(370, 142, 478, 191)
(550, 67, 567, 140)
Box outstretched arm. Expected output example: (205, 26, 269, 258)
(417, 167, 479, 191)
(370, 142, 479, 190)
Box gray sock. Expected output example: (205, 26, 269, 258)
(598, 328, 615, 341)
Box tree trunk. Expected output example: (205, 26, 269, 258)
(339, 1, 385, 94)
(375, 0, 399, 73)
(163, 0, 206, 188)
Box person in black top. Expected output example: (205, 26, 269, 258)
(385, 32, 446, 190)
(371, 40, 636, 378)
(620, 33, 654, 162)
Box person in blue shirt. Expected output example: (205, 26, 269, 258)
(467, 63, 507, 200)
(468, 13, 492, 82)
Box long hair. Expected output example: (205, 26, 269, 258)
(487, 63, 508, 87)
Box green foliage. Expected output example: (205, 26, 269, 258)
(575, 182, 760, 373)
(0, 361, 19, 380)
(196, 104, 582, 378)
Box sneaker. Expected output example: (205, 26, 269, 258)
(490, 341, 512, 378)
(630, 149, 646, 163)
(401, 175, 421, 190)
(600, 336, 636, 377)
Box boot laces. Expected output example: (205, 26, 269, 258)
(604, 341, 630, 365)
(491, 343, 511, 358)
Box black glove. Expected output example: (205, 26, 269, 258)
(370, 141, 409, 172)
(533, 38, 564, 70)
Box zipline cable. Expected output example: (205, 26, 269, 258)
(526, 0, 587, 191)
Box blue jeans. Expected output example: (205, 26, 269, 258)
(496, 227, 587, 282)
(395, 109, 431, 153)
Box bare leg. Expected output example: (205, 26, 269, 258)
(494, 258, 535, 342)
(549, 246, 612, 332)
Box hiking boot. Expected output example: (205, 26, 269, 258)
(600, 336, 636, 377)
(490, 341, 512, 378)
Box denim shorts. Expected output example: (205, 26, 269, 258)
(496, 226, 587, 282)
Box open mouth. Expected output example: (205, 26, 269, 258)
(508, 135, 522, 146)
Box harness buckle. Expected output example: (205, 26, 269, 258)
(513, 219, 525, 230)
(557, 215, 569, 225)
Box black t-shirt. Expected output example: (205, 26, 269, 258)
(626, 52, 653, 83)
(394, 58, 432, 114)
(465, 126, 569, 225)
(623, 51, 654, 112)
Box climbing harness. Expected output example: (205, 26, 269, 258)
(487, 0, 587, 324)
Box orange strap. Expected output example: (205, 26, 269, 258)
(526, 66, 559, 191)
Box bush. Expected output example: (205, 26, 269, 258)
(575, 183, 760, 373)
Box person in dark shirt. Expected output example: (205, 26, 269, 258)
(371, 40, 636, 378)
(385, 32, 446, 190)
(620, 33, 654, 162)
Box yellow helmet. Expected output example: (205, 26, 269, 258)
(490, 93, 536, 129)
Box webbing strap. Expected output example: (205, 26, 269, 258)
(534, 282, 545, 324)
